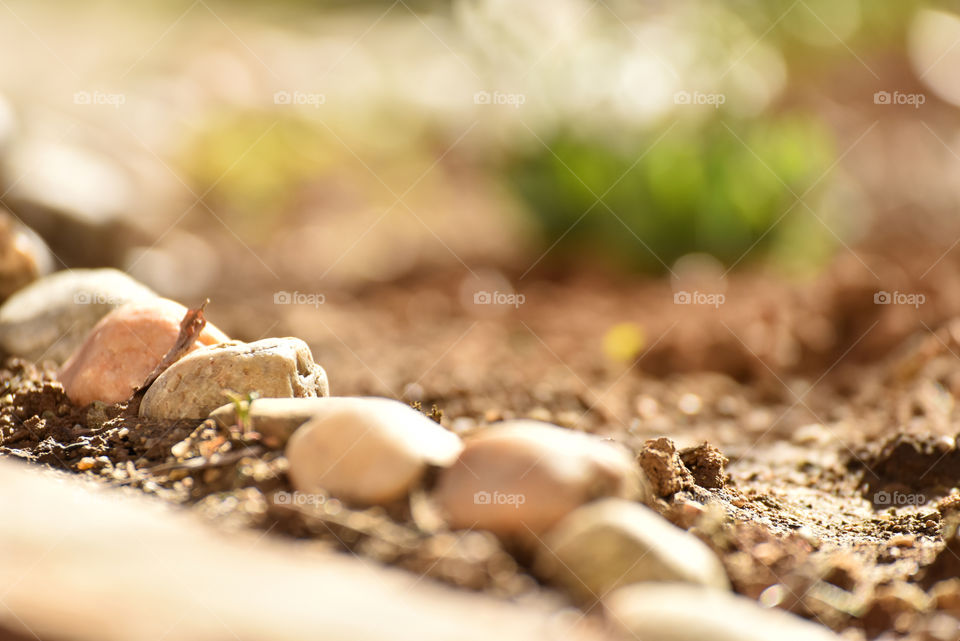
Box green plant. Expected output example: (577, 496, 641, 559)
(506, 114, 837, 273)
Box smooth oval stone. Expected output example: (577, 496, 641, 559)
(59, 299, 230, 406)
(605, 583, 842, 641)
(535, 499, 729, 602)
(209, 397, 334, 447)
(139, 337, 329, 420)
(0, 268, 156, 364)
(286, 397, 463, 505)
(433, 421, 650, 538)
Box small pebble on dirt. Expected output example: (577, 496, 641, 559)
(434, 420, 649, 539)
(285, 397, 462, 505)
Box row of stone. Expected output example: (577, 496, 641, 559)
(0, 267, 840, 640)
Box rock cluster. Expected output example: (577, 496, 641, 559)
(59, 298, 229, 405)
(0, 268, 155, 363)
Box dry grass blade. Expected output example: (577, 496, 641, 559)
(123, 299, 209, 416)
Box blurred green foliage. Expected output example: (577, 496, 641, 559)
(507, 115, 836, 273)
(180, 112, 335, 236)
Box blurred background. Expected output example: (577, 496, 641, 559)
(3, 0, 960, 436)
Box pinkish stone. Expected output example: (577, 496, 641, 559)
(59, 298, 229, 406)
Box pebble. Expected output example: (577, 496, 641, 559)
(139, 337, 329, 419)
(2, 140, 141, 266)
(433, 420, 649, 538)
(285, 397, 463, 505)
(605, 583, 842, 641)
(58, 298, 229, 406)
(0, 211, 54, 302)
(535, 499, 729, 602)
(0, 268, 156, 363)
(930, 578, 960, 616)
(209, 397, 337, 447)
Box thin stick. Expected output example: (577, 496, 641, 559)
(123, 299, 209, 416)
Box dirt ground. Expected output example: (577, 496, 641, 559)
(4, 247, 960, 640)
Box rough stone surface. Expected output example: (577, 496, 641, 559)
(209, 397, 333, 447)
(59, 298, 229, 406)
(605, 583, 842, 641)
(286, 397, 463, 505)
(640, 437, 695, 497)
(535, 498, 729, 602)
(139, 337, 329, 420)
(0, 268, 156, 364)
(433, 420, 649, 538)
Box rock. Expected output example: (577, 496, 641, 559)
(285, 397, 463, 505)
(0, 268, 156, 364)
(59, 298, 230, 406)
(2, 140, 145, 267)
(535, 499, 729, 602)
(640, 437, 694, 497)
(139, 337, 329, 420)
(862, 582, 931, 637)
(0, 210, 54, 302)
(679, 443, 728, 489)
(209, 397, 333, 447)
(0, 458, 603, 641)
(433, 421, 648, 538)
(605, 583, 842, 641)
(931, 578, 960, 616)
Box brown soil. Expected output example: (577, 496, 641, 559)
(5, 254, 960, 640)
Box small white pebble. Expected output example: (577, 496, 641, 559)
(678, 393, 702, 416)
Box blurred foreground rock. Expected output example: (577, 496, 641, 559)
(59, 298, 230, 406)
(2, 141, 146, 267)
(605, 583, 841, 641)
(535, 499, 729, 602)
(285, 397, 463, 505)
(0, 209, 54, 301)
(140, 337, 329, 419)
(209, 397, 333, 447)
(0, 458, 604, 641)
(0, 268, 156, 363)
